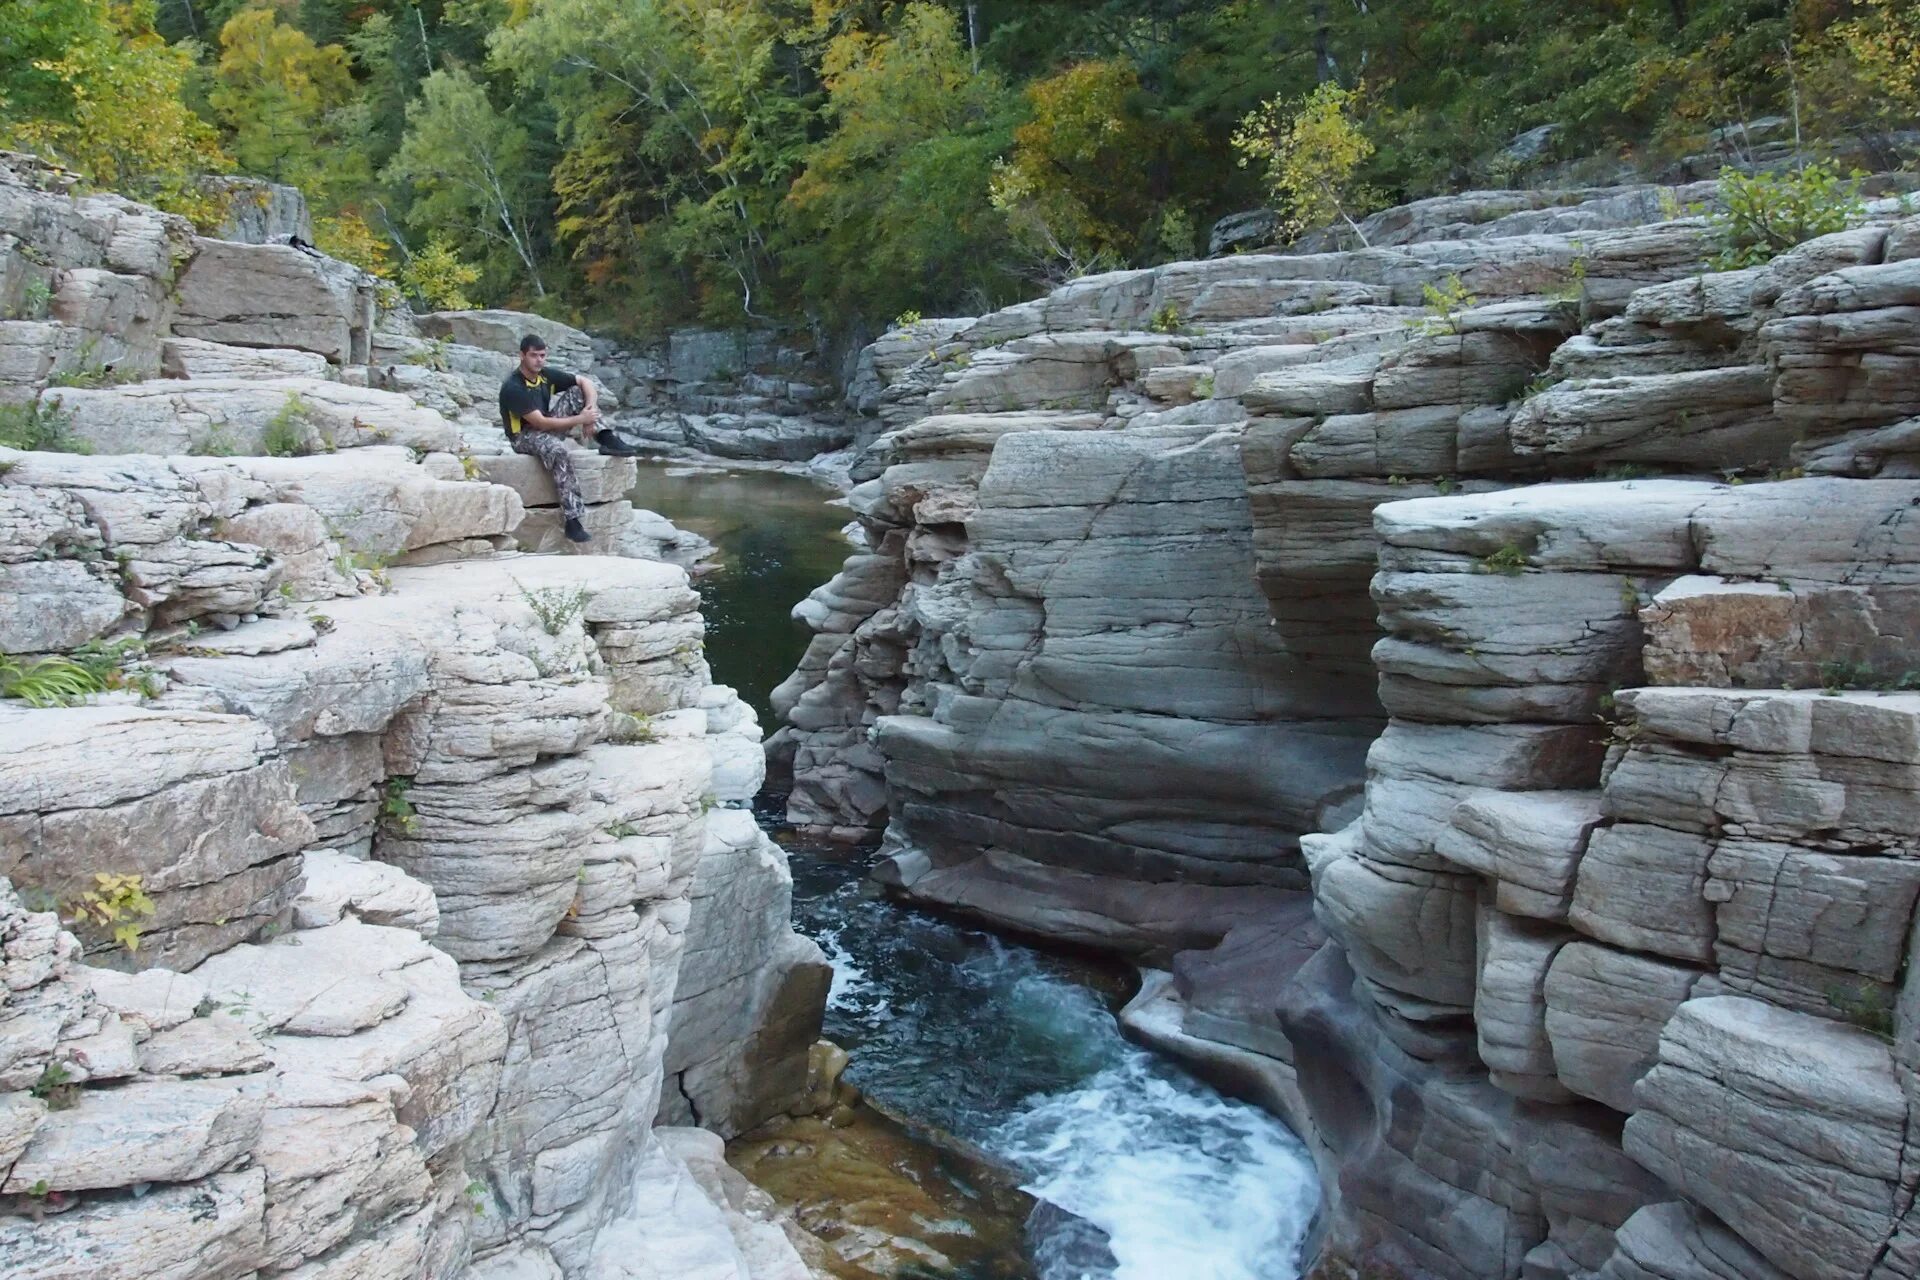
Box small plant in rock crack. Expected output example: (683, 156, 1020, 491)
(1817, 660, 1920, 696)
(1192, 372, 1216, 399)
(402, 337, 452, 371)
(604, 821, 641, 839)
(605, 711, 657, 744)
(0, 399, 90, 454)
(0, 653, 108, 706)
(383, 777, 422, 836)
(68, 872, 157, 953)
(1416, 274, 1477, 336)
(1514, 371, 1558, 403)
(1148, 302, 1185, 334)
(1827, 979, 1895, 1041)
(1478, 543, 1528, 575)
(515, 580, 593, 636)
(6, 276, 52, 321)
(465, 1180, 489, 1215)
(30, 1062, 79, 1110)
(261, 392, 318, 457)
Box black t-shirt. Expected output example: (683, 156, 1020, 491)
(499, 366, 579, 437)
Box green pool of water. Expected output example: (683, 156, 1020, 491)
(626, 462, 855, 725)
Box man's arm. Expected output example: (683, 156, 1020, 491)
(521, 407, 591, 433)
(525, 372, 599, 434)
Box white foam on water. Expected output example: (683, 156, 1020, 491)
(992, 1056, 1319, 1280)
(815, 920, 884, 1015)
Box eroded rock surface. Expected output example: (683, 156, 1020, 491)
(772, 181, 1920, 1279)
(0, 160, 825, 1280)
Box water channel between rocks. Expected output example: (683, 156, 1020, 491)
(628, 462, 1321, 1280)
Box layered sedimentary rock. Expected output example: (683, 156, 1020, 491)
(775, 183, 1920, 1277)
(0, 164, 825, 1279)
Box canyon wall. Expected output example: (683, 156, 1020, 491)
(0, 152, 827, 1279)
(774, 182, 1920, 1278)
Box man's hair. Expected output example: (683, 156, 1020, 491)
(519, 334, 547, 354)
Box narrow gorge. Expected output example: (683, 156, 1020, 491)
(5, 135, 1920, 1280)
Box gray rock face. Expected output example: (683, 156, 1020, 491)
(0, 152, 191, 394)
(175, 239, 376, 365)
(773, 180, 1920, 1280)
(0, 159, 824, 1280)
(204, 177, 314, 245)
(415, 310, 595, 374)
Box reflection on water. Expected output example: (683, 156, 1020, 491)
(626, 462, 855, 724)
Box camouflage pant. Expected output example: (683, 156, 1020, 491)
(510, 385, 587, 521)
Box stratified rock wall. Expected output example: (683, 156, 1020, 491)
(777, 182, 1920, 1277)
(0, 160, 824, 1280)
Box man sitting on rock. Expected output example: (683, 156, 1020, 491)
(499, 333, 638, 544)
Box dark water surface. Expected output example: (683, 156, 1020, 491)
(626, 461, 854, 724)
(654, 463, 1319, 1280)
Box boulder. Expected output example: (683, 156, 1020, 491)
(174, 239, 375, 365)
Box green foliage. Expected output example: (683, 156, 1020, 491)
(71, 635, 158, 697)
(1147, 303, 1184, 335)
(515, 580, 593, 636)
(403, 337, 452, 372)
(69, 871, 157, 953)
(1827, 979, 1895, 1040)
(1707, 163, 1868, 270)
(1233, 81, 1378, 246)
(1, 0, 231, 226)
(1479, 543, 1528, 576)
(386, 66, 550, 301)
(1817, 660, 1920, 695)
(6, 0, 1912, 340)
(605, 711, 658, 745)
(382, 776, 420, 836)
(0, 401, 90, 454)
(261, 392, 316, 457)
(7, 277, 54, 321)
(990, 57, 1171, 279)
(210, 7, 355, 194)
(783, 2, 1018, 323)
(47, 339, 135, 389)
(400, 238, 481, 312)
(1417, 275, 1478, 336)
(189, 423, 238, 456)
(30, 1062, 78, 1110)
(0, 654, 107, 707)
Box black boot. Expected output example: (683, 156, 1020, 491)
(564, 516, 592, 543)
(595, 428, 640, 457)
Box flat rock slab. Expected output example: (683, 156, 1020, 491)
(4, 1075, 268, 1192)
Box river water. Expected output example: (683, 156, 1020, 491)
(629, 461, 1321, 1280)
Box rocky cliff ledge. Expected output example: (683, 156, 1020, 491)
(772, 182, 1920, 1278)
(0, 153, 828, 1278)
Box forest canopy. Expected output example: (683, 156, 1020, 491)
(2, 0, 1915, 336)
